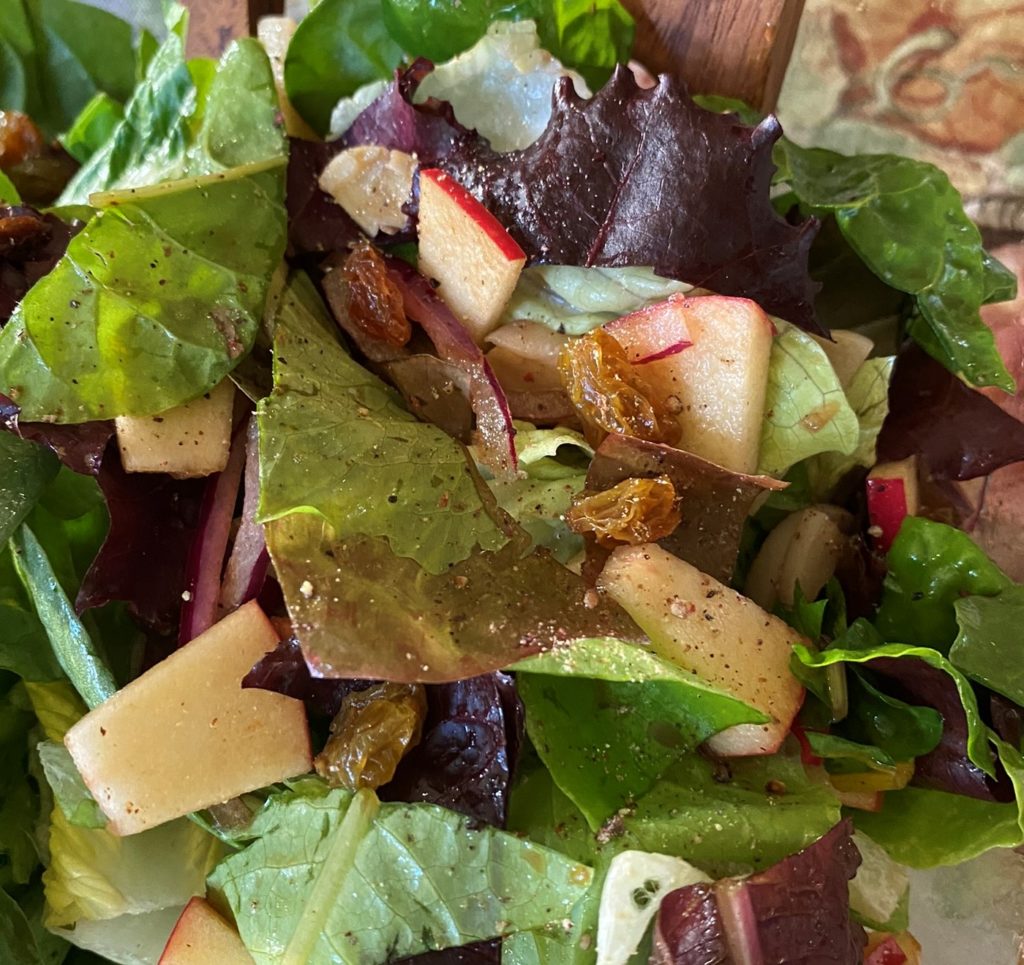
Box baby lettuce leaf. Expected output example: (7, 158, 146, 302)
(535, 0, 634, 91)
(515, 639, 767, 828)
(0, 162, 286, 422)
(951, 588, 1024, 708)
(260, 276, 641, 681)
(0, 0, 135, 139)
(285, 0, 405, 136)
(61, 34, 284, 203)
(875, 517, 1011, 651)
(59, 91, 124, 164)
(209, 785, 593, 965)
(0, 172, 20, 203)
(840, 671, 943, 763)
(443, 68, 821, 332)
(776, 141, 1015, 390)
(0, 432, 57, 545)
(758, 321, 860, 477)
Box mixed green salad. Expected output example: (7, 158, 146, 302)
(1, 1, 1023, 963)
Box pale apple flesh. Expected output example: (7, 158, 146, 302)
(159, 897, 254, 964)
(318, 146, 417, 237)
(622, 295, 774, 474)
(597, 543, 806, 756)
(416, 168, 526, 343)
(811, 329, 874, 388)
(604, 294, 694, 364)
(65, 601, 311, 836)
(866, 456, 920, 554)
(115, 379, 235, 477)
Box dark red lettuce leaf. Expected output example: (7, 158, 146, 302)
(877, 341, 1024, 481)
(0, 393, 112, 475)
(1, 205, 81, 324)
(652, 820, 865, 965)
(989, 692, 1024, 748)
(867, 656, 1014, 802)
(381, 672, 523, 828)
(286, 138, 364, 257)
(76, 451, 205, 633)
(439, 68, 821, 333)
(395, 942, 501, 965)
(243, 638, 368, 719)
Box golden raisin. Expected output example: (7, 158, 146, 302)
(0, 111, 46, 169)
(341, 240, 412, 347)
(566, 475, 681, 548)
(314, 681, 427, 790)
(558, 329, 681, 447)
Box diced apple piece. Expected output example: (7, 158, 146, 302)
(417, 168, 526, 343)
(745, 505, 850, 611)
(65, 601, 311, 836)
(485, 320, 567, 394)
(116, 380, 235, 477)
(159, 898, 254, 964)
(256, 17, 317, 140)
(604, 295, 694, 364)
(811, 329, 873, 388)
(318, 146, 417, 237)
(866, 457, 919, 554)
(598, 544, 805, 756)
(633, 295, 774, 474)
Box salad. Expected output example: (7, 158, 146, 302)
(0, 1, 1021, 963)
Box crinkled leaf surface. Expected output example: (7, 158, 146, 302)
(442, 69, 821, 331)
(758, 321, 859, 477)
(0, 163, 286, 422)
(776, 141, 1015, 389)
(210, 785, 592, 965)
(515, 638, 766, 828)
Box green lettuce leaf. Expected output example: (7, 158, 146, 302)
(535, 0, 634, 90)
(499, 266, 690, 336)
(36, 741, 104, 829)
(483, 423, 590, 563)
(875, 517, 1011, 651)
(58, 91, 123, 164)
(807, 356, 893, 497)
(0, 435, 57, 546)
(0, 171, 19, 203)
(758, 321, 860, 477)
(60, 29, 283, 203)
(0, 0, 135, 139)
(261, 276, 641, 681)
(776, 141, 1016, 390)
(950, 588, 1024, 706)
(286, 0, 404, 136)
(0, 887, 54, 965)
(840, 670, 943, 763)
(210, 785, 593, 965)
(515, 639, 767, 828)
(0, 161, 286, 422)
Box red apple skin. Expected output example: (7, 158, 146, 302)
(604, 294, 694, 364)
(419, 169, 525, 261)
(866, 457, 920, 555)
(159, 897, 254, 964)
(865, 938, 909, 965)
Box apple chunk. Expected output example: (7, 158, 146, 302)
(116, 379, 235, 477)
(604, 294, 694, 364)
(866, 456, 919, 554)
(65, 602, 311, 836)
(598, 544, 805, 756)
(159, 898, 253, 964)
(626, 295, 774, 474)
(417, 168, 526, 343)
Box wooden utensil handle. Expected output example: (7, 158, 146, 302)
(183, 0, 283, 58)
(622, 0, 806, 113)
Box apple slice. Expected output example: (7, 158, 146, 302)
(159, 898, 253, 964)
(626, 295, 774, 474)
(116, 380, 235, 477)
(811, 329, 873, 388)
(319, 146, 417, 237)
(604, 294, 694, 364)
(598, 544, 805, 756)
(866, 456, 919, 554)
(417, 168, 526, 343)
(65, 601, 311, 836)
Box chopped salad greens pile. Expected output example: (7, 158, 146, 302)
(0, 1, 1021, 963)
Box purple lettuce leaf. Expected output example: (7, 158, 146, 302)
(877, 341, 1024, 480)
(286, 137, 365, 257)
(0, 393, 112, 475)
(868, 656, 1015, 802)
(394, 943, 502, 965)
(381, 672, 524, 828)
(652, 820, 865, 965)
(1, 205, 81, 324)
(437, 68, 821, 333)
(76, 451, 205, 633)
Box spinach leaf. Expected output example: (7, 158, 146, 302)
(0, 0, 135, 139)
(0, 433, 57, 546)
(0, 887, 45, 965)
(58, 91, 123, 164)
(285, 0, 404, 136)
(951, 588, 1024, 707)
(210, 786, 593, 965)
(0, 162, 286, 422)
(776, 141, 1016, 390)
(803, 732, 895, 772)
(840, 670, 943, 763)
(0, 171, 19, 203)
(535, 0, 634, 90)
(875, 517, 1011, 651)
(9, 525, 115, 709)
(515, 639, 766, 828)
